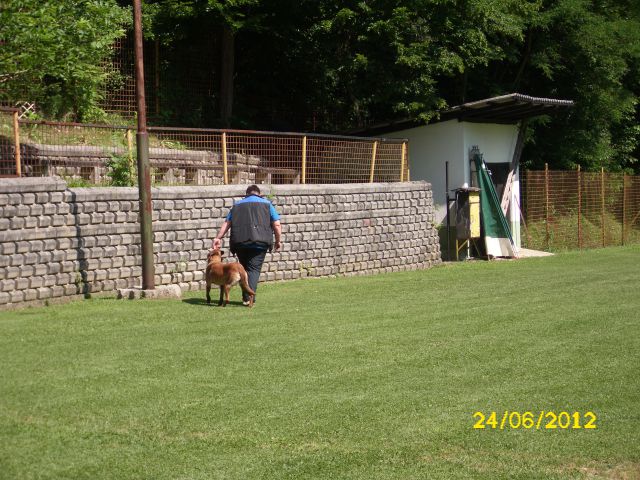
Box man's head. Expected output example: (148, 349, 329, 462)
(245, 185, 261, 197)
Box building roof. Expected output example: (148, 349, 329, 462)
(346, 93, 574, 136)
(442, 93, 574, 122)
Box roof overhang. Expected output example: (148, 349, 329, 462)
(441, 93, 574, 123)
(345, 93, 574, 136)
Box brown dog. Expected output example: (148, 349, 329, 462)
(205, 249, 255, 307)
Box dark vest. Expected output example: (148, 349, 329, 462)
(230, 201, 274, 252)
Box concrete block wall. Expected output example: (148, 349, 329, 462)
(0, 178, 441, 308)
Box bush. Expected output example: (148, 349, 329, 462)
(106, 153, 135, 186)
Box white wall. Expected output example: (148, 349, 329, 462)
(462, 123, 519, 165)
(385, 120, 523, 248)
(387, 120, 465, 223)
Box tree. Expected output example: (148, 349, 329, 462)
(233, 0, 540, 131)
(148, 0, 262, 126)
(516, 0, 640, 172)
(0, 0, 130, 121)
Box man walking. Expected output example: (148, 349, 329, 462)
(212, 185, 282, 305)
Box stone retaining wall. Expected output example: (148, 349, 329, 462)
(22, 144, 267, 185)
(0, 178, 441, 308)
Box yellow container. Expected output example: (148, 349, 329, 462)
(469, 190, 480, 238)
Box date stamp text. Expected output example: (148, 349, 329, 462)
(473, 411, 597, 430)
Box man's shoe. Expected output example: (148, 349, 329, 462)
(242, 300, 251, 306)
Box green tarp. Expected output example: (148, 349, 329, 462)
(473, 153, 515, 258)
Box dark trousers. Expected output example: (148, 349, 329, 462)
(234, 247, 267, 302)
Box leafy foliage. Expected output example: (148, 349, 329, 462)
(0, 0, 130, 121)
(517, 0, 640, 172)
(2, 0, 639, 171)
(106, 152, 135, 186)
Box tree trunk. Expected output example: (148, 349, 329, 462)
(512, 30, 533, 91)
(219, 25, 235, 127)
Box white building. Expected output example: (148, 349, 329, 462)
(356, 94, 573, 250)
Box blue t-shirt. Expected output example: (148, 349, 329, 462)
(226, 194, 280, 222)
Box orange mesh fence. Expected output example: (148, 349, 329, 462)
(17, 120, 132, 186)
(99, 35, 161, 119)
(10, 120, 408, 186)
(521, 168, 640, 250)
(624, 175, 640, 245)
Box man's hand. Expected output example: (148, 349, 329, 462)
(212, 221, 230, 251)
(272, 220, 282, 252)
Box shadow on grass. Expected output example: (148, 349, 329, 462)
(182, 298, 248, 308)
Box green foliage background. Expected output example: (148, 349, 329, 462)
(0, 0, 130, 121)
(1, 0, 639, 172)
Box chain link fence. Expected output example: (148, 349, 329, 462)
(521, 167, 640, 250)
(0, 116, 409, 186)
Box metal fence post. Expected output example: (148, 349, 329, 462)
(13, 111, 21, 177)
(222, 132, 228, 184)
(545, 163, 550, 250)
(601, 167, 605, 247)
(622, 174, 627, 245)
(577, 165, 582, 249)
(301, 135, 307, 184)
(133, 0, 154, 290)
(369, 141, 378, 183)
(400, 142, 407, 181)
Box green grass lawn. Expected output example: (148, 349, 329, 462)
(1, 246, 639, 479)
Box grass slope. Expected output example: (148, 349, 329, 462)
(1, 246, 639, 479)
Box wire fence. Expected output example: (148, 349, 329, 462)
(0, 110, 408, 186)
(0, 108, 23, 177)
(521, 166, 640, 250)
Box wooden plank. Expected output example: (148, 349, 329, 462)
(500, 119, 527, 215)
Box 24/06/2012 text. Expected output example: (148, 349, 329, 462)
(473, 411, 597, 430)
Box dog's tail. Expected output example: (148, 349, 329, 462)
(239, 269, 255, 297)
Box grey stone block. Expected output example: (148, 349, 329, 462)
(51, 285, 65, 298)
(37, 287, 52, 299)
(22, 289, 37, 301)
(9, 290, 24, 303)
(9, 217, 25, 229)
(28, 203, 44, 215)
(117, 284, 181, 300)
(23, 217, 38, 228)
(14, 205, 30, 217)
